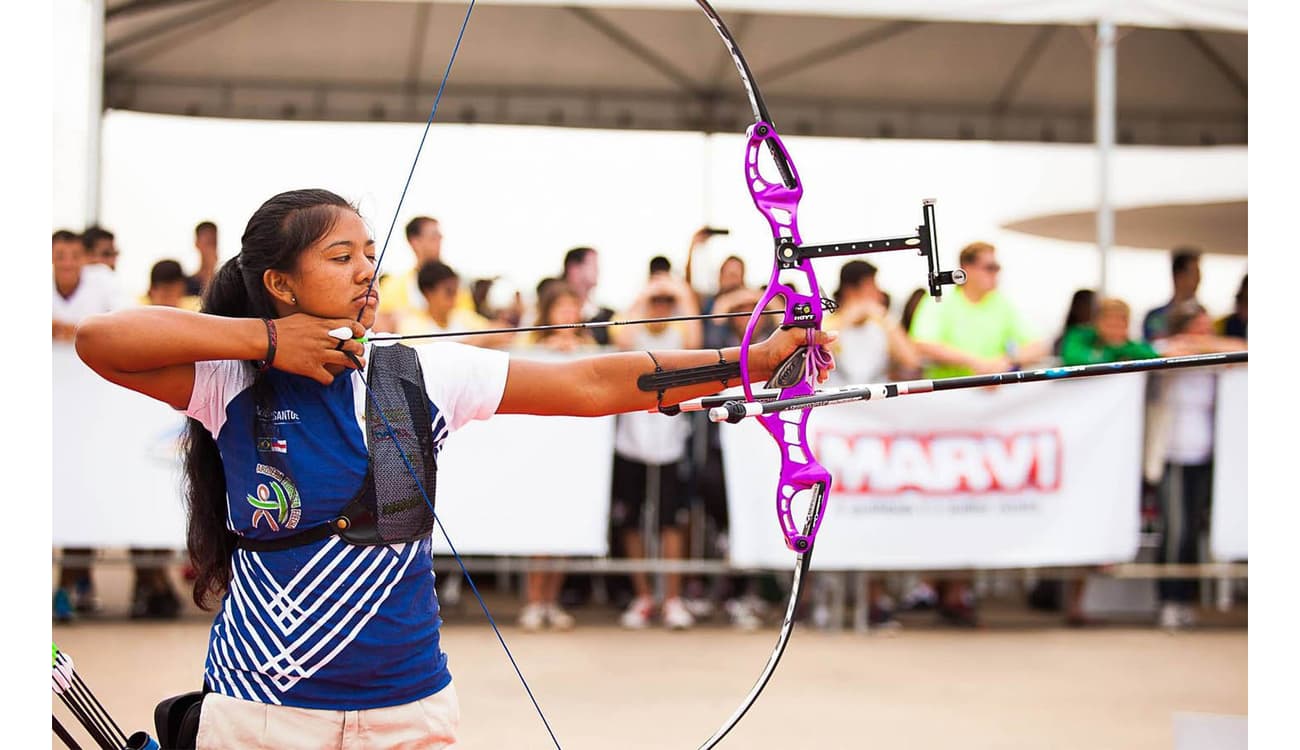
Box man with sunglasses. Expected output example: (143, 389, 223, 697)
(908, 241, 1047, 379)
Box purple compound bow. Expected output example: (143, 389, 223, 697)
(693, 2, 966, 745)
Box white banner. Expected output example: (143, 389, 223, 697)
(52, 347, 613, 555)
(722, 376, 1147, 570)
(1211, 366, 1247, 560)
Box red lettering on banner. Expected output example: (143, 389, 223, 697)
(816, 430, 1063, 495)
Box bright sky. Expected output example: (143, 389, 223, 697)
(96, 110, 1246, 339)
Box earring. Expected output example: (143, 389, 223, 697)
(291, 295, 298, 304)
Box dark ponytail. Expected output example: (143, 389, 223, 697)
(183, 189, 356, 608)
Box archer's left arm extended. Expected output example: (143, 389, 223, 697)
(497, 326, 835, 417)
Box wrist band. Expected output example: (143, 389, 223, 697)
(256, 318, 278, 373)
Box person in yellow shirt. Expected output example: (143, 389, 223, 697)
(397, 261, 508, 349)
(376, 216, 474, 330)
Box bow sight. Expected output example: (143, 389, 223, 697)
(776, 197, 965, 303)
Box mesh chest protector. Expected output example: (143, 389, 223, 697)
(235, 343, 438, 552)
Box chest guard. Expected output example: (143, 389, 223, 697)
(236, 343, 438, 552)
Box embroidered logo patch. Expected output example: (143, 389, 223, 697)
(246, 463, 302, 532)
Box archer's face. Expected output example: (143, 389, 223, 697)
(278, 209, 379, 329)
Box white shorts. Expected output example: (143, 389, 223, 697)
(196, 683, 459, 749)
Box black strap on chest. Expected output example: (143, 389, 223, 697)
(235, 343, 438, 552)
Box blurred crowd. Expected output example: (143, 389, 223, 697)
(52, 217, 1246, 632)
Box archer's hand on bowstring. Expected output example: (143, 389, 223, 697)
(267, 314, 368, 385)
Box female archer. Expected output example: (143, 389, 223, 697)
(74, 188, 834, 749)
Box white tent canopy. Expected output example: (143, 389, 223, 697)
(103, 0, 1246, 145)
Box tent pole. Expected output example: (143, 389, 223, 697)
(86, 0, 105, 226)
(1094, 19, 1116, 294)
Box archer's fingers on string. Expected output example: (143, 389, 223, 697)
(323, 350, 363, 370)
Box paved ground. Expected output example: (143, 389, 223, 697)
(51, 572, 1247, 750)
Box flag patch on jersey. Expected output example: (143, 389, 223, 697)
(256, 437, 288, 454)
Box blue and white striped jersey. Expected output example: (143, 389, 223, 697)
(185, 341, 508, 710)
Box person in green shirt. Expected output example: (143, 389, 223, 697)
(909, 241, 1048, 379)
(1060, 297, 1158, 366)
(904, 241, 1049, 627)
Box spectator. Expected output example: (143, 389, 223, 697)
(516, 283, 598, 632)
(185, 221, 220, 297)
(907, 241, 1048, 627)
(700, 256, 753, 350)
(825, 260, 921, 385)
(683, 225, 733, 300)
(899, 288, 926, 336)
(1056, 297, 1157, 626)
(146, 259, 201, 311)
(81, 226, 119, 270)
(526, 282, 597, 353)
(909, 241, 1048, 378)
(649, 255, 673, 276)
(1142, 248, 1201, 341)
(52, 229, 122, 621)
(1147, 301, 1246, 630)
(1055, 289, 1098, 356)
(376, 216, 474, 330)
(608, 273, 701, 629)
(1216, 275, 1247, 340)
(561, 246, 615, 345)
(397, 261, 504, 347)
(124, 260, 195, 619)
(1060, 298, 1157, 366)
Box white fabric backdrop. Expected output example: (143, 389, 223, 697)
(722, 376, 1148, 569)
(53, 349, 1245, 565)
(1211, 366, 1247, 560)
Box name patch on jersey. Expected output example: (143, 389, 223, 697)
(256, 406, 301, 425)
(246, 463, 302, 532)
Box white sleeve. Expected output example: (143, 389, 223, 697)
(185, 359, 252, 437)
(414, 342, 509, 432)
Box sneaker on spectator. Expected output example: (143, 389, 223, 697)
(620, 595, 656, 629)
(73, 579, 102, 616)
(811, 602, 832, 630)
(725, 598, 762, 631)
(662, 597, 695, 630)
(545, 603, 576, 631)
(52, 589, 74, 624)
(683, 597, 715, 620)
(519, 603, 546, 632)
(1158, 602, 1189, 631)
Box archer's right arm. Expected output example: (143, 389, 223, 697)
(75, 309, 365, 409)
